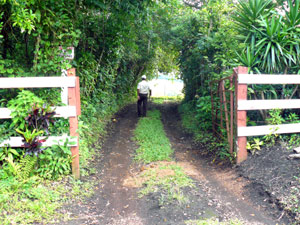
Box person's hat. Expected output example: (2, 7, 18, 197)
(141, 75, 146, 80)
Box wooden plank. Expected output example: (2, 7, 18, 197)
(0, 108, 11, 119)
(236, 66, 248, 164)
(55, 106, 77, 118)
(0, 106, 76, 119)
(0, 136, 77, 147)
(68, 68, 80, 179)
(75, 76, 81, 116)
(238, 99, 300, 110)
(0, 77, 76, 89)
(239, 74, 300, 84)
(238, 123, 300, 137)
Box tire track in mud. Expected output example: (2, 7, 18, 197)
(59, 103, 289, 225)
(159, 102, 289, 225)
(60, 105, 145, 225)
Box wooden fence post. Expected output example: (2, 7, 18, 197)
(236, 66, 248, 164)
(67, 68, 80, 179)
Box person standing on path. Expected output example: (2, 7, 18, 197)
(137, 75, 151, 117)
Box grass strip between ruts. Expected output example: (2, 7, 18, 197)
(133, 110, 173, 163)
(133, 110, 195, 205)
(133, 109, 244, 223)
(185, 218, 243, 225)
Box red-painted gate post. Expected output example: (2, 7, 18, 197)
(236, 66, 248, 164)
(67, 68, 80, 179)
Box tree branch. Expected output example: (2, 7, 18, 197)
(183, 0, 204, 9)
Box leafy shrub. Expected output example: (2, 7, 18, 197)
(37, 142, 72, 180)
(0, 121, 15, 143)
(0, 146, 20, 164)
(7, 90, 44, 130)
(16, 128, 46, 156)
(195, 96, 213, 131)
(179, 99, 213, 139)
(25, 104, 56, 135)
(179, 101, 233, 161)
(6, 90, 56, 157)
(266, 109, 285, 125)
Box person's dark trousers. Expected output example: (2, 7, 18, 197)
(137, 93, 148, 117)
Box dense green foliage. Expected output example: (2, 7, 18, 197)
(0, 174, 95, 224)
(0, 0, 179, 168)
(233, 0, 300, 125)
(174, 0, 300, 159)
(173, 0, 300, 107)
(2, 0, 300, 222)
(172, 0, 241, 101)
(0, 0, 179, 165)
(0, 0, 181, 223)
(235, 0, 300, 74)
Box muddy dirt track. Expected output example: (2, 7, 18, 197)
(60, 103, 291, 225)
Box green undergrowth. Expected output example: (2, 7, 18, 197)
(0, 176, 95, 225)
(138, 163, 194, 205)
(179, 100, 213, 141)
(134, 110, 173, 163)
(0, 89, 133, 224)
(179, 101, 232, 161)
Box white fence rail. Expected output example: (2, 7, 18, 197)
(0, 76, 78, 147)
(238, 99, 300, 110)
(0, 71, 81, 178)
(237, 74, 300, 137)
(0, 136, 77, 147)
(0, 77, 76, 88)
(239, 74, 300, 84)
(0, 106, 77, 119)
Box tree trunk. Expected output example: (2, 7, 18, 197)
(33, 34, 41, 71)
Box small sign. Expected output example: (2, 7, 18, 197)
(59, 46, 74, 60)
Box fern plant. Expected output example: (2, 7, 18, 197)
(5, 155, 37, 180)
(18, 155, 37, 180)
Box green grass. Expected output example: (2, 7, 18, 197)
(134, 110, 173, 163)
(138, 163, 194, 205)
(0, 175, 95, 224)
(151, 96, 183, 104)
(185, 218, 244, 225)
(134, 109, 194, 205)
(0, 176, 64, 224)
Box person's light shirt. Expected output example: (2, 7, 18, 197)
(137, 80, 150, 94)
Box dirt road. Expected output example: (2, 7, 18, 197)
(61, 103, 290, 225)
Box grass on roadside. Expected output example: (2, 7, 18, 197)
(0, 175, 95, 225)
(134, 110, 173, 163)
(0, 92, 132, 225)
